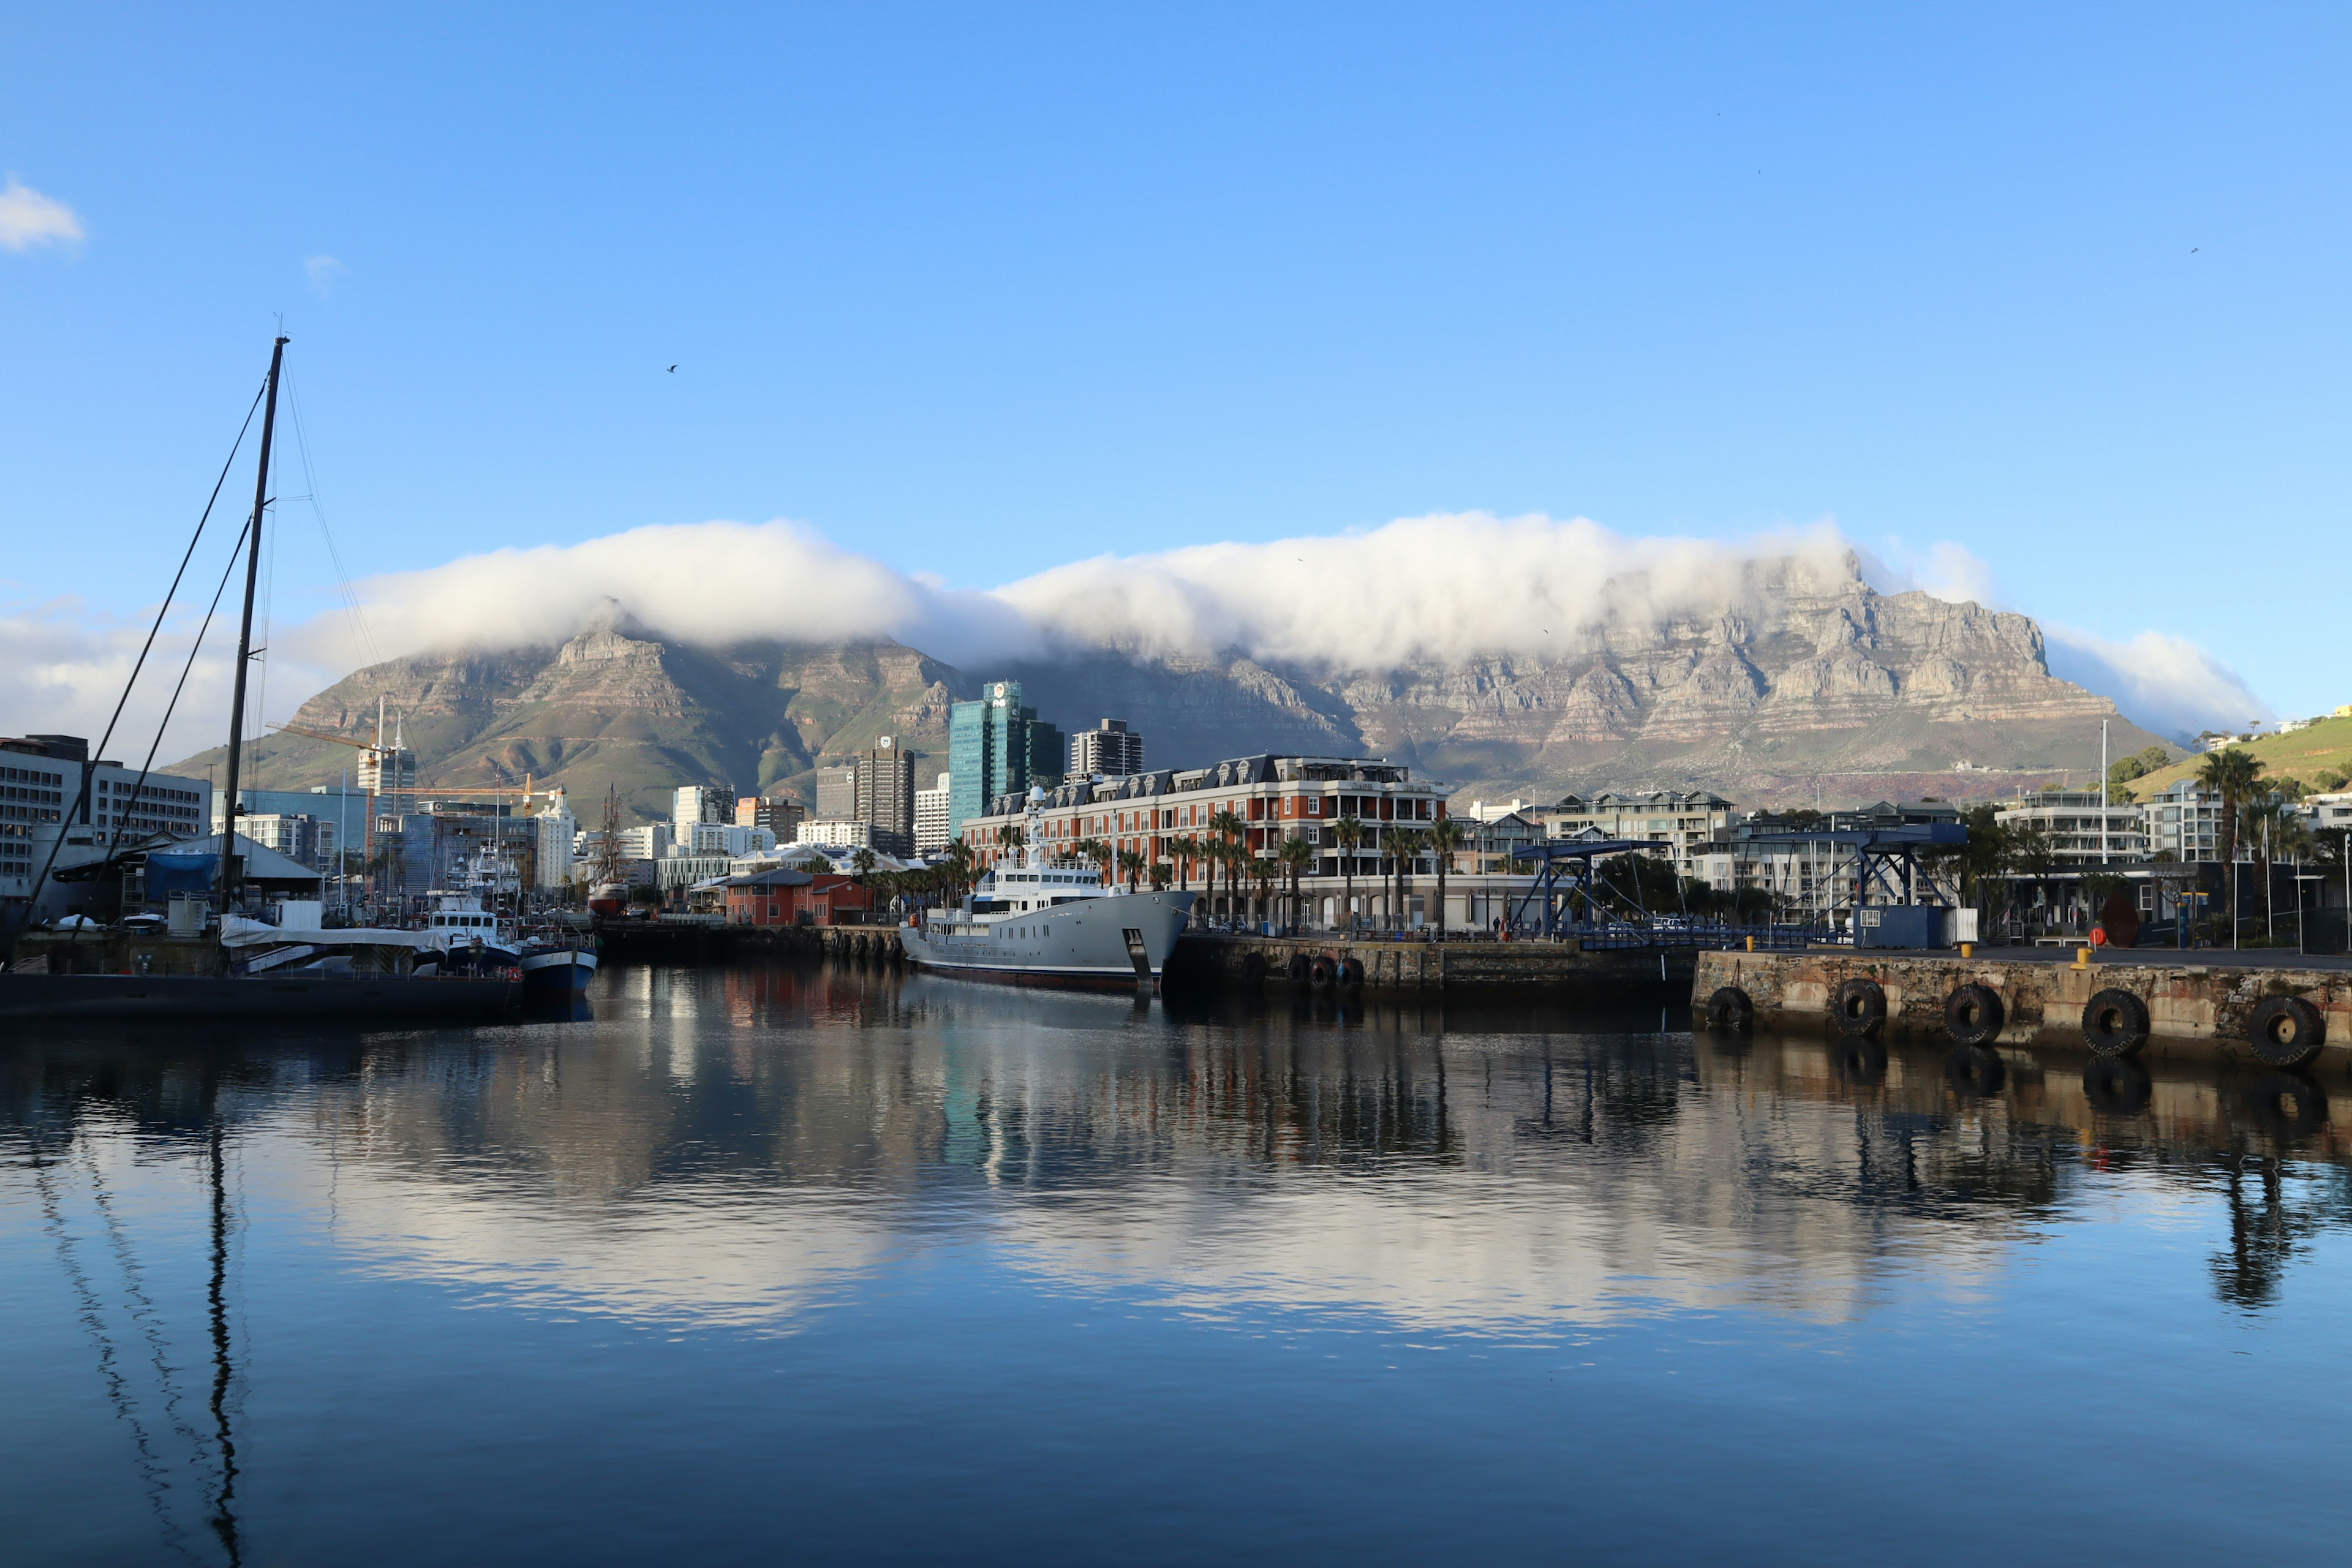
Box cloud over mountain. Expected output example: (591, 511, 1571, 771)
(2, 513, 2276, 753)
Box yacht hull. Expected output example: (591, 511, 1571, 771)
(902, 890, 1195, 982)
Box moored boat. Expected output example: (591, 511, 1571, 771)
(900, 790, 1195, 984)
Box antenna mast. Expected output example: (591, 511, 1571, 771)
(218, 335, 288, 907)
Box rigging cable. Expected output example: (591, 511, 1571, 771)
(23, 382, 267, 943)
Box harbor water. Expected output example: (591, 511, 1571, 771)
(4, 960, 2351, 1563)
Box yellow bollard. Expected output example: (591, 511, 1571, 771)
(2073, 946, 2091, 968)
(1959, 942, 1973, 959)
(1746, 935, 1755, 952)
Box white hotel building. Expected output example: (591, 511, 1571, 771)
(959, 753, 1533, 932)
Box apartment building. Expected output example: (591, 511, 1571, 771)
(1994, 789, 2150, 865)
(1542, 791, 1736, 873)
(1068, 718, 1145, 779)
(2138, 778, 2224, 861)
(913, 772, 951, 854)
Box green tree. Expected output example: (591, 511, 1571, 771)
(1116, 847, 1145, 892)
(1388, 826, 1428, 933)
(1275, 832, 1315, 933)
(1208, 809, 1246, 922)
(1426, 816, 1469, 940)
(2316, 769, 2349, 792)
(1332, 816, 1365, 933)
(2198, 747, 2266, 943)
(1167, 833, 1200, 892)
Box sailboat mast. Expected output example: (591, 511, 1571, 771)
(219, 335, 288, 905)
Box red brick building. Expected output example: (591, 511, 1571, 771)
(720, 867, 880, 927)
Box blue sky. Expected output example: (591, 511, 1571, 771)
(3, 4, 2345, 732)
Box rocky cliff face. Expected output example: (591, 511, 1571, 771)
(175, 556, 2162, 818)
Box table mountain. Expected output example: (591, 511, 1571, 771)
(174, 554, 2166, 820)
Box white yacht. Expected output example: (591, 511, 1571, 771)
(902, 793, 1195, 984)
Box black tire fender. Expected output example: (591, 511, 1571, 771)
(1336, 957, 1364, 989)
(1308, 956, 1335, 989)
(1287, 952, 1310, 984)
(2083, 1056, 2153, 1115)
(1705, 986, 1754, 1031)
(2248, 995, 2325, 1069)
(2081, 989, 2150, 1058)
(2249, 1070, 2329, 1138)
(1944, 982, 2005, 1046)
(1241, 951, 1267, 982)
(1834, 1038, 1888, 1085)
(1946, 1043, 2007, 1098)
(1833, 978, 1887, 1038)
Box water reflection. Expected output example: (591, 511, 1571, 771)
(7, 962, 2350, 1344)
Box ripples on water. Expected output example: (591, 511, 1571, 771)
(4, 961, 2350, 1564)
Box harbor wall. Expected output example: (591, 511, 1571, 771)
(1169, 934, 1696, 995)
(1692, 948, 2352, 1064)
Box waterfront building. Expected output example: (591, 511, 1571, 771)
(737, 794, 807, 840)
(675, 821, 776, 857)
(913, 772, 951, 854)
(1068, 719, 1144, 779)
(1542, 791, 1737, 874)
(241, 812, 337, 870)
(1994, 790, 2150, 866)
(956, 753, 1515, 932)
(2139, 778, 2224, 861)
(947, 681, 1064, 839)
(796, 818, 887, 851)
(2, 734, 208, 918)
(535, 793, 578, 889)
(815, 766, 858, 820)
(673, 785, 731, 835)
(1464, 797, 1536, 824)
(617, 822, 673, 862)
(655, 853, 737, 894)
(852, 737, 918, 853)
(213, 784, 371, 861)
(2304, 791, 2352, 838)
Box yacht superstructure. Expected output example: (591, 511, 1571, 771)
(901, 793, 1194, 983)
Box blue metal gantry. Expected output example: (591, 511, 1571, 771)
(1507, 837, 1675, 938)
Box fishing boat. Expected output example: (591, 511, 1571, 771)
(900, 788, 1195, 984)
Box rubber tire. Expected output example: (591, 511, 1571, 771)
(1946, 1044, 2007, 1098)
(2247, 995, 2325, 1069)
(1242, 951, 1267, 983)
(1833, 978, 1887, 1038)
(1944, 983, 2005, 1046)
(1336, 957, 1364, 989)
(1308, 956, 1335, 990)
(2081, 989, 2150, 1058)
(1705, 986, 1754, 1031)
(1287, 953, 1310, 985)
(2083, 1057, 2153, 1116)
(1834, 1038, 1887, 1085)
(2248, 1071, 2329, 1139)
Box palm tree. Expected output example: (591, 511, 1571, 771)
(1116, 847, 1145, 892)
(992, 821, 1025, 872)
(1427, 815, 1469, 940)
(1332, 815, 1365, 933)
(2199, 747, 2266, 944)
(1276, 834, 1315, 932)
(1168, 833, 1200, 891)
(1388, 826, 1427, 933)
(1248, 856, 1278, 929)
(942, 839, 975, 901)
(1071, 835, 1110, 884)
(1208, 809, 1246, 925)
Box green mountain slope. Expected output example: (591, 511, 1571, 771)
(2124, 716, 2352, 800)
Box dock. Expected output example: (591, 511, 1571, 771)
(1169, 933, 1696, 995)
(1693, 945, 2352, 1066)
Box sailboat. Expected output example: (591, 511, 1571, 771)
(0, 337, 518, 1020)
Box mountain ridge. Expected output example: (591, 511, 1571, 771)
(169, 556, 2169, 821)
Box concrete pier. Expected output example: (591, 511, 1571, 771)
(1171, 933, 1696, 995)
(1693, 946, 2352, 1065)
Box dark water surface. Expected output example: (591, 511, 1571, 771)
(6, 962, 2351, 1565)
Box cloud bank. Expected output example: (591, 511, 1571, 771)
(2, 513, 2274, 753)
(0, 176, 84, 252)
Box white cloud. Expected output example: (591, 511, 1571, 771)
(304, 254, 344, 296)
(2043, 625, 2271, 743)
(0, 176, 84, 253)
(2, 513, 2274, 753)
(0, 591, 330, 767)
